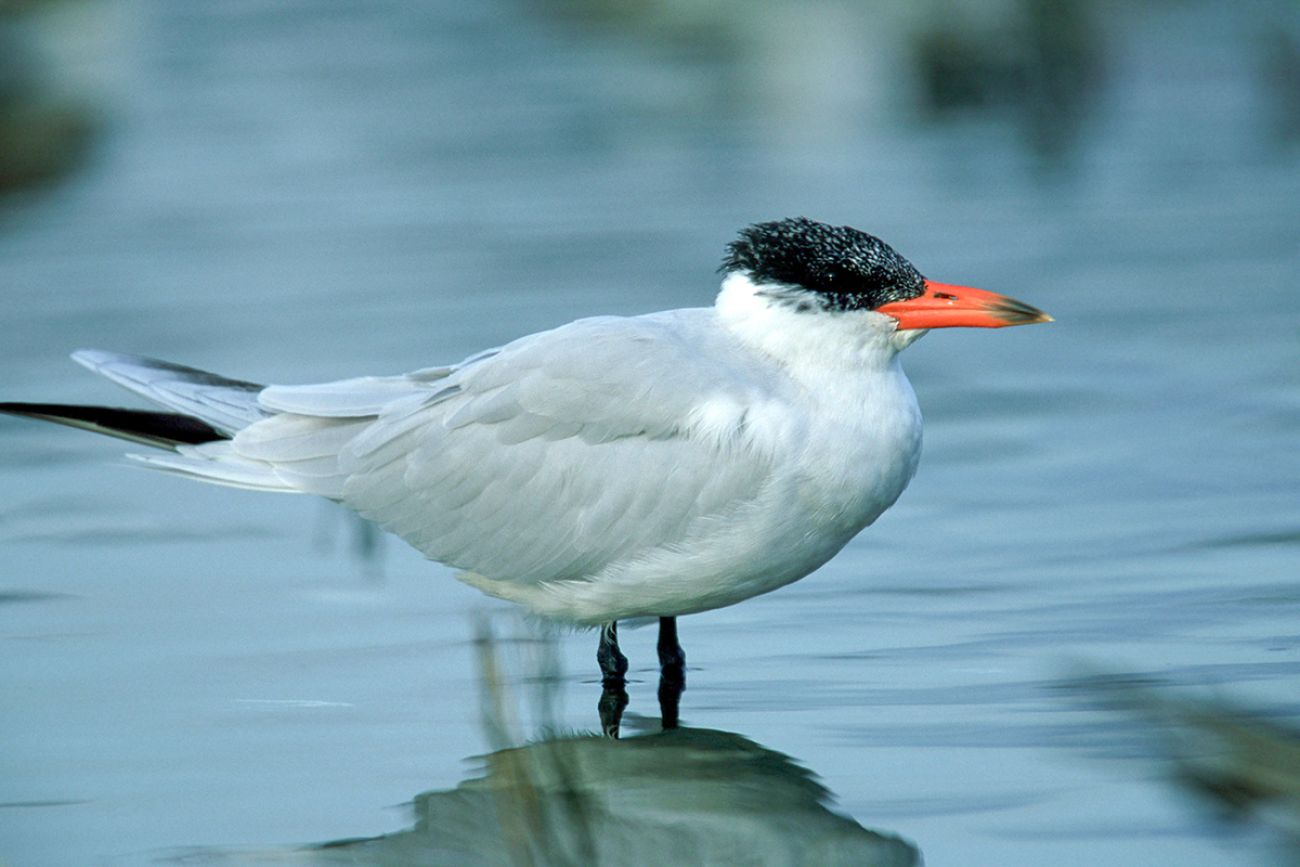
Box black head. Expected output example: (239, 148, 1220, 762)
(722, 217, 926, 312)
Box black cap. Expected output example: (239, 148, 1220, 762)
(722, 217, 926, 311)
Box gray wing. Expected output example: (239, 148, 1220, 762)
(72, 349, 268, 434)
(329, 313, 776, 585)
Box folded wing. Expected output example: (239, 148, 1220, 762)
(125, 313, 775, 586)
(350, 315, 775, 585)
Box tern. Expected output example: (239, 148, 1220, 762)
(0, 218, 1050, 688)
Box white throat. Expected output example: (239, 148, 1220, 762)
(714, 272, 924, 378)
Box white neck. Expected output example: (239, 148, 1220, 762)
(714, 272, 923, 379)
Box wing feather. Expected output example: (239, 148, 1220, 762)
(335, 313, 775, 586)
(72, 349, 267, 434)
(259, 375, 448, 417)
(234, 415, 367, 462)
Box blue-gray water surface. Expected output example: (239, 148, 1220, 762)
(2, 1, 1299, 864)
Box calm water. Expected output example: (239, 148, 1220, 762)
(2, 1, 1299, 864)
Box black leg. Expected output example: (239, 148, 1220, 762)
(596, 621, 629, 738)
(657, 616, 686, 730)
(598, 683, 629, 738)
(656, 616, 685, 669)
(596, 621, 628, 686)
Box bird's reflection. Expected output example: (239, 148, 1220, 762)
(184, 621, 920, 865)
(306, 725, 920, 867)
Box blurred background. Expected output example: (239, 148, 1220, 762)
(1, 0, 1298, 864)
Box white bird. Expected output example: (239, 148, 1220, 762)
(0, 217, 1050, 686)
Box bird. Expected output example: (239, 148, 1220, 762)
(0, 217, 1050, 691)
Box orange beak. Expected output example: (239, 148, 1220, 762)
(875, 280, 1053, 330)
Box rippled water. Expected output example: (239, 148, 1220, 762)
(2, 1, 1299, 864)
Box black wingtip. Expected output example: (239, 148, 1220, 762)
(0, 402, 227, 449)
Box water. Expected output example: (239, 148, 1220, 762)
(2, 0, 1299, 864)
